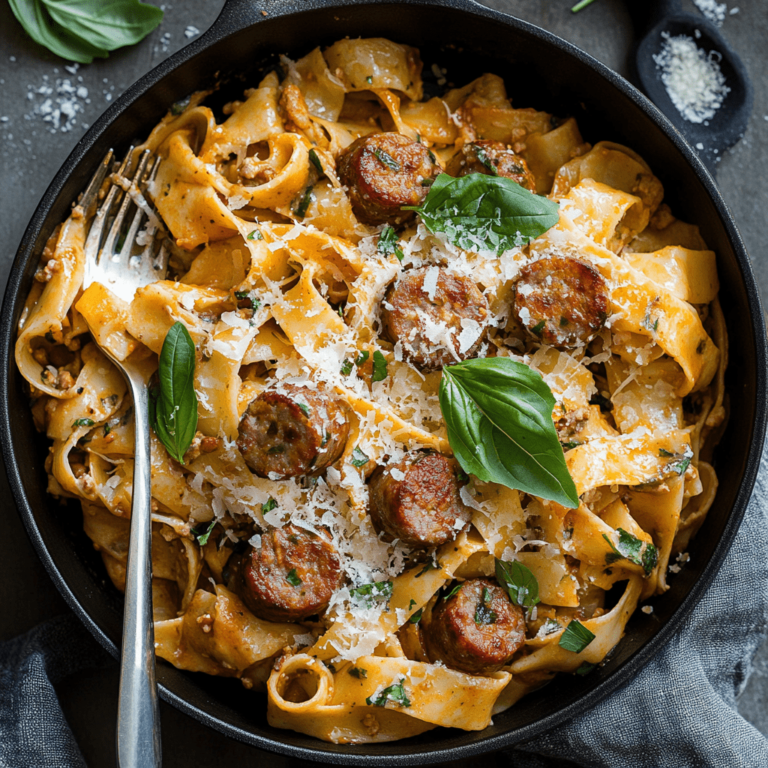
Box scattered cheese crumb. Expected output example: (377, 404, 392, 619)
(641, 605, 654, 615)
(184, 25, 201, 39)
(693, 0, 727, 26)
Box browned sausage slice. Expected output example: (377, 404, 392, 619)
(337, 132, 440, 226)
(237, 384, 349, 479)
(447, 140, 536, 191)
(381, 267, 490, 371)
(513, 255, 609, 348)
(368, 450, 470, 549)
(233, 524, 343, 623)
(423, 578, 525, 674)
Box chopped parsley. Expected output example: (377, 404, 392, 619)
(340, 359, 354, 376)
(308, 148, 323, 174)
(372, 350, 388, 382)
(296, 185, 314, 218)
(558, 620, 595, 653)
(474, 586, 497, 625)
(234, 291, 261, 310)
(416, 561, 438, 578)
(475, 145, 498, 176)
(285, 569, 302, 587)
(373, 148, 400, 171)
(355, 350, 370, 366)
(350, 446, 369, 468)
(262, 497, 278, 514)
(349, 580, 393, 607)
(377, 225, 404, 261)
(72, 418, 95, 428)
(366, 679, 410, 708)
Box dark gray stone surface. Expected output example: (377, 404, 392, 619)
(0, 0, 766, 764)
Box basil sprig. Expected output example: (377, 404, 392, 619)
(150, 322, 198, 464)
(439, 358, 579, 508)
(9, 0, 163, 64)
(404, 173, 559, 255)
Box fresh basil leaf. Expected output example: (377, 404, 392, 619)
(558, 620, 595, 653)
(151, 322, 198, 464)
(349, 666, 367, 679)
(72, 417, 95, 427)
(355, 350, 370, 367)
(495, 558, 541, 607)
(9, 0, 109, 63)
(439, 358, 579, 508)
(404, 173, 559, 255)
(602, 528, 658, 575)
(474, 145, 498, 176)
(285, 568, 302, 587)
(366, 679, 410, 708)
(41, 0, 163, 53)
(372, 350, 388, 382)
(575, 661, 595, 675)
(191, 520, 214, 546)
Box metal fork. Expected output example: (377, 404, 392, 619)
(79, 148, 168, 768)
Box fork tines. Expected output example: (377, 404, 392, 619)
(82, 148, 169, 299)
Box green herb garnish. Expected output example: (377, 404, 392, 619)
(475, 145, 498, 176)
(309, 148, 323, 174)
(571, 0, 597, 11)
(409, 608, 423, 624)
(262, 497, 278, 514)
(558, 620, 595, 653)
(355, 350, 370, 367)
(9, 0, 163, 64)
(372, 350, 388, 382)
(296, 185, 314, 218)
(286, 569, 302, 587)
(474, 586, 497, 625)
(496, 558, 541, 607)
(297, 402, 311, 417)
(191, 520, 215, 546)
(149, 322, 198, 464)
(349, 666, 367, 679)
(440, 358, 578, 507)
(350, 580, 393, 606)
(234, 291, 261, 310)
(403, 173, 559, 254)
(377, 225, 404, 261)
(575, 661, 596, 675)
(72, 418, 95, 428)
(366, 679, 410, 708)
(374, 148, 400, 171)
(350, 447, 369, 468)
(602, 528, 658, 575)
(247, 229, 263, 240)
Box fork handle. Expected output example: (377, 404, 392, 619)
(117, 374, 162, 768)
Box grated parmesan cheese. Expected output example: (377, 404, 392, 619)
(653, 32, 730, 124)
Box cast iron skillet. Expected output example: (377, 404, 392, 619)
(1, 0, 766, 764)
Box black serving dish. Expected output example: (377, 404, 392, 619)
(1, 0, 766, 764)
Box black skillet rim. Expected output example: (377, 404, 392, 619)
(1, 0, 766, 763)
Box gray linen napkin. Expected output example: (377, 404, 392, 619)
(1, 442, 767, 767)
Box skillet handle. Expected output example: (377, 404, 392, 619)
(207, 0, 303, 31)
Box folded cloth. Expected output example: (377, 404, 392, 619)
(512, 438, 768, 768)
(2, 444, 767, 768)
(0, 613, 110, 768)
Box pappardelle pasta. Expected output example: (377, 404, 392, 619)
(16, 37, 726, 744)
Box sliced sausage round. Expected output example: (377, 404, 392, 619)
(237, 384, 349, 479)
(423, 578, 525, 674)
(337, 132, 440, 226)
(368, 450, 471, 549)
(447, 140, 535, 191)
(513, 255, 609, 348)
(233, 524, 343, 623)
(381, 267, 490, 371)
